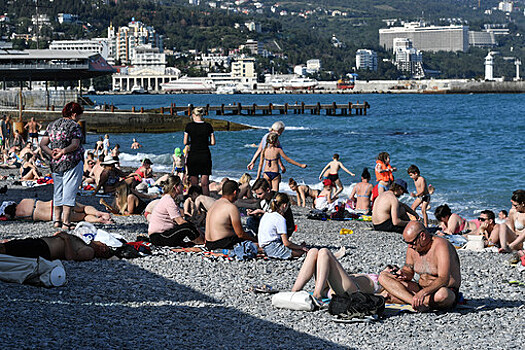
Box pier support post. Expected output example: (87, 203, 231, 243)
(237, 103, 242, 115)
(269, 103, 273, 115)
(140, 107, 144, 113)
(317, 102, 321, 115)
(301, 102, 305, 114)
(284, 103, 288, 115)
(132, 106, 135, 113)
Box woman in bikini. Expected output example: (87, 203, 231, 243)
(491, 189, 525, 253)
(434, 204, 479, 235)
(349, 168, 373, 214)
(19, 153, 42, 181)
(289, 178, 318, 207)
(291, 247, 381, 306)
(92, 155, 133, 194)
(100, 182, 158, 216)
(256, 133, 306, 192)
(1, 199, 113, 225)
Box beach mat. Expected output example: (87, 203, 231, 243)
(384, 303, 416, 316)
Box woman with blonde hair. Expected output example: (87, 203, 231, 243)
(148, 175, 204, 247)
(257, 193, 308, 259)
(101, 182, 156, 215)
(257, 133, 306, 191)
(238, 173, 253, 199)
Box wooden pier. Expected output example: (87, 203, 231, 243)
(148, 101, 370, 117)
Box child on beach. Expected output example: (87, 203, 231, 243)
(257, 133, 307, 191)
(315, 179, 339, 212)
(103, 134, 110, 156)
(318, 154, 355, 197)
(375, 152, 396, 195)
(258, 193, 308, 259)
(171, 147, 185, 178)
(289, 178, 319, 207)
(407, 164, 431, 227)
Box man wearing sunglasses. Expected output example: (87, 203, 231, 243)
(477, 210, 496, 243)
(378, 221, 461, 312)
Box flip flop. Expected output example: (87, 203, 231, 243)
(246, 285, 278, 294)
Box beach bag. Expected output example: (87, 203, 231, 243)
(0, 254, 66, 287)
(328, 291, 385, 320)
(272, 291, 315, 311)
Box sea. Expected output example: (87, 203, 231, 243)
(86, 93, 524, 220)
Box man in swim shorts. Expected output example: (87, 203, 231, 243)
(205, 180, 257, 250)
(24, 117, 42, 145)
(378, 222, 462, 311)
(0, 232, 111, 261)
(372, 179, 419, 233)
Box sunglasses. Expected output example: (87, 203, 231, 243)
(478, 217, 488, 222)
(404, 231, 423, 245)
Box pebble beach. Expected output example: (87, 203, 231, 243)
(1, 167, 524, 349)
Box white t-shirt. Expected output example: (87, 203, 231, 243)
(258, 211, 287, 247)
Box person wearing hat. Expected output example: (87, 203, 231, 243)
(372, 178, 420, 233)
(184, 107, 215, 196)
(171, 147, 185, 179)
(92, 155, 132, 195)
(247, 121, 285, 171)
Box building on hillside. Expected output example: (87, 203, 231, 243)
(245, 21, 262, 33)
(498, 1, 513, 12)
(393, 38, 424, 78)
(57, 13, 79, 24)
(231, 57, 256, 83)
(306, 59, 321, 74)
(379, 22, 469, 52)
(130, 45, 166, 73)
(49, 39, 110, 60)
(468, 31, 497, 48)
(241, 39, 263, 56)
(107, 19, 163, 65)
(356, 49, 378, 71)
(31, 14, 51, 28)
(294, 65, 307, 76)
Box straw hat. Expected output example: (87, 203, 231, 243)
(100, 155, 118, 165)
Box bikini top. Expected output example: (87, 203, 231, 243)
(515, 218, 525, 231)
(266, 156, 280, 167)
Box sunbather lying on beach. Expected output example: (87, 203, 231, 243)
(0, 231, 112, 261)
(291, 247, 380, 305)
(434, 204, 480, 235)
(0, 199, 113, 227)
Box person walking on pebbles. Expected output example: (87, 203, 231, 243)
(378, 221, 461, 312)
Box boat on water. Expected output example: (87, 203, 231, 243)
(161, 76, 216, 93)
(130, 84, 146, 94)
(284, 77, 318, 90)
(336, 78, 355, 90)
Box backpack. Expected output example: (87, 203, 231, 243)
(328, 291, 385, 320)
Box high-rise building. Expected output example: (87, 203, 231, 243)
(380, 22, 468, 52)
(107, 19, 163, 65)
(231, 57, 256, 82)
(355, 49, 378, 71)
(49, 39, 110, 60)
(468, 31, 497, 48)
(393, 38, 424, 78)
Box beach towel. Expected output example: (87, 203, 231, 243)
(73, 222, 124, 248)
(0, 254, 66, 287)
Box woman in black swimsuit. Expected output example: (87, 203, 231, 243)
(184, 108, 216, 196)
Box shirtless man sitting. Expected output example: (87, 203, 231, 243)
(183, 185, 216, 226)
(0, 232, 111, 261)
(205, 180, 257, 250)
(378, 221, 461, 311)
(372, 179, 419, 233)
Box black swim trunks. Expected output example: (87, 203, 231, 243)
(418, 194, 431, 203)
(327, 173, 339, 182)
(205, 235, 244, 250)
(373, 218, 405, 233)
(3, 238, 51, 260)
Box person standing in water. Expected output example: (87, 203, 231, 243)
(319, 153, 355, 197)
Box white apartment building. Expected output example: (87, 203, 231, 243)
(231, 57, 256, 83)
(356, 49, 378, 71)
(49, 39, 110, 60)
(107, 19, 163, 65)
(393, 38, 424, 78)
(294, 65, 307, 76)
(380, 22, 469, 52)
(306, 59, 321, 73)
(130, 44, 166, 74)
(498, 1, 513, 12)
(241, 39, 263, 56)
(468, 31, 497, 48)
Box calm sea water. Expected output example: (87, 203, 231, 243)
(86, 93, 524, 219)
